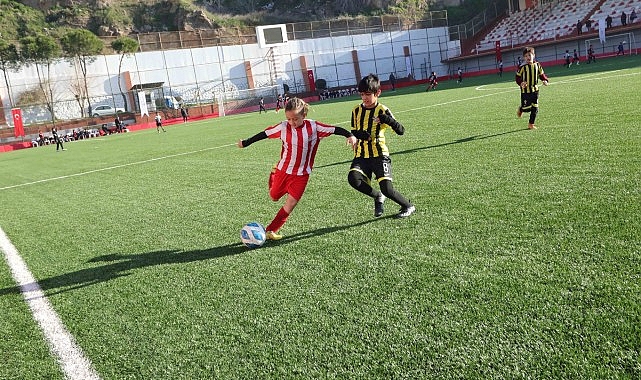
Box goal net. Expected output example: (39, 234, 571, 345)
(216, 85, 280, 117)
(585, 32, 637, 58)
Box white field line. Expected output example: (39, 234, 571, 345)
(334, 88, 517, 126)
(2, 68, 638, 192)
(0, 143, 236, 191)
(545, 70, 639, 85)
(0, 91, 516, 378)
(0, 227, 101, 380)
(474, 69, 639, 90)
(1, 66, 638, 379)
(0, 89, 548, 191)
(0, 142, 233, 379)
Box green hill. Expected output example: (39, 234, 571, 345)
(1, 0, 444, 41)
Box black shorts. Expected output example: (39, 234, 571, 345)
(520, 91, 539, 111)
(350, 156, 393, 182)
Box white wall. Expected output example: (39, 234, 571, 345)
(1, 26, 458, 125)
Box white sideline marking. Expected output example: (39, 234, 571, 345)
(4, 69, 637, 192)
(475, 69, 639, 90)
(398, 89, 517, 114)
(0, 227, 101, 379)
(333, 89, 517, 126)
(2, 92, 513, 190)
(0, 143, 236, 191)
(546, 70, 639, 85)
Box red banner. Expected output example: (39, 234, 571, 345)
(12, 108, 24, 137)
(495, 41, 502, 62)
(307, 70, 316, 92)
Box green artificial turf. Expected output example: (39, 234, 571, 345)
(0, 55, 639, 379)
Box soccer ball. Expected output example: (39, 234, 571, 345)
(240, 222, 266, 249)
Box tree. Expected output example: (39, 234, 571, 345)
(69, 77, 89, 116)
(111, 36, 139, 111)
(389, 0, 430, 22)
(20, 34, 61, 126)
(61, 29, 104, 117)
(0, 41, 20, 108)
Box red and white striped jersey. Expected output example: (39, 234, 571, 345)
(264, 119, 337, 175)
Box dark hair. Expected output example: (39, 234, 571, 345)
(523, 47, 535, 56)
(358, 74, 380, 93)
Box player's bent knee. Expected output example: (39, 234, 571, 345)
(348, 171, 362, 188)
(379, 179, 395, 196)
(269, 191, 281, 202)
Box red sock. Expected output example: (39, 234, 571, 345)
(266, 207, 290, 232)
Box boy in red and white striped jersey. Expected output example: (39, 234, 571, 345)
(238, 97, 357, 240)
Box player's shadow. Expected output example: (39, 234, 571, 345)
(266, 215, 394, 246)
(394, 128, 523, 156)
(0, 243, 246, 298)
(0, 218, 388, 297)
(316, 128, 524, 170)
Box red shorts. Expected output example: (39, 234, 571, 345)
(269, 169, 309, 202)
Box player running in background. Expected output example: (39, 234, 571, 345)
(572, 49, 580, 65)
(426, 71, 438, 91)
(275, 94, 283, 113)
(238, 97, 357, 240)
(587, 44, 596, 63)
(155, 112, 166, 133)
(565, 50, 572, 68)
(348, 74, 415, 218)
(516, 47, 549, 130)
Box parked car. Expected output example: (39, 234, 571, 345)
(91, 104, 125, 117)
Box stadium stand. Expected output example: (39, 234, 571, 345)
(470, 0, 640, 54)
(528, 0, 602, 42)
(592, 0, 641, 27)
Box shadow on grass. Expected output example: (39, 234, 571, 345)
(316, 128, 525, 170)
(267, 214, 393, 246)
(0, 217, 388, 296)
(395, 128, 524, 155)
(0, 243, 244, 297)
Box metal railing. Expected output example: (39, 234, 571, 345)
(448, 3, 509, 41)
(100, 13, 450, 54)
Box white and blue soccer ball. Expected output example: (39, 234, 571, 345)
(240, 222, 266, 249)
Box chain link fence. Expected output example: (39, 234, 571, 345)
(99, 13, 450, 54)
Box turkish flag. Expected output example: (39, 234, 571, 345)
(12, 108, 24, 137)
(307, 70, 316, 92)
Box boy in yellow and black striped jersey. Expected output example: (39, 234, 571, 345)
(348, 74, 415, 218)
(516, 47, 549, 130)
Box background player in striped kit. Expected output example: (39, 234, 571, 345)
(238, 97, 357, 240)
(516, 47, 549, 130)
(348, 74, 415, 218)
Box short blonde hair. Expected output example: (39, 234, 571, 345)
(285, 97, 309, 117)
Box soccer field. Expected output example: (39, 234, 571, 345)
(1, 56, 640, 379)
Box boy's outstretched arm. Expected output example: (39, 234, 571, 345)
(377, 113, 405, 135)
(333, 126, 357, 147)
(351, 130, 371, 141)
(238, 131, 268, 148)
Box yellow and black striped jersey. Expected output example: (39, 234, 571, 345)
(516, 61, 548, 93)
(351, 103, 398, 158)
